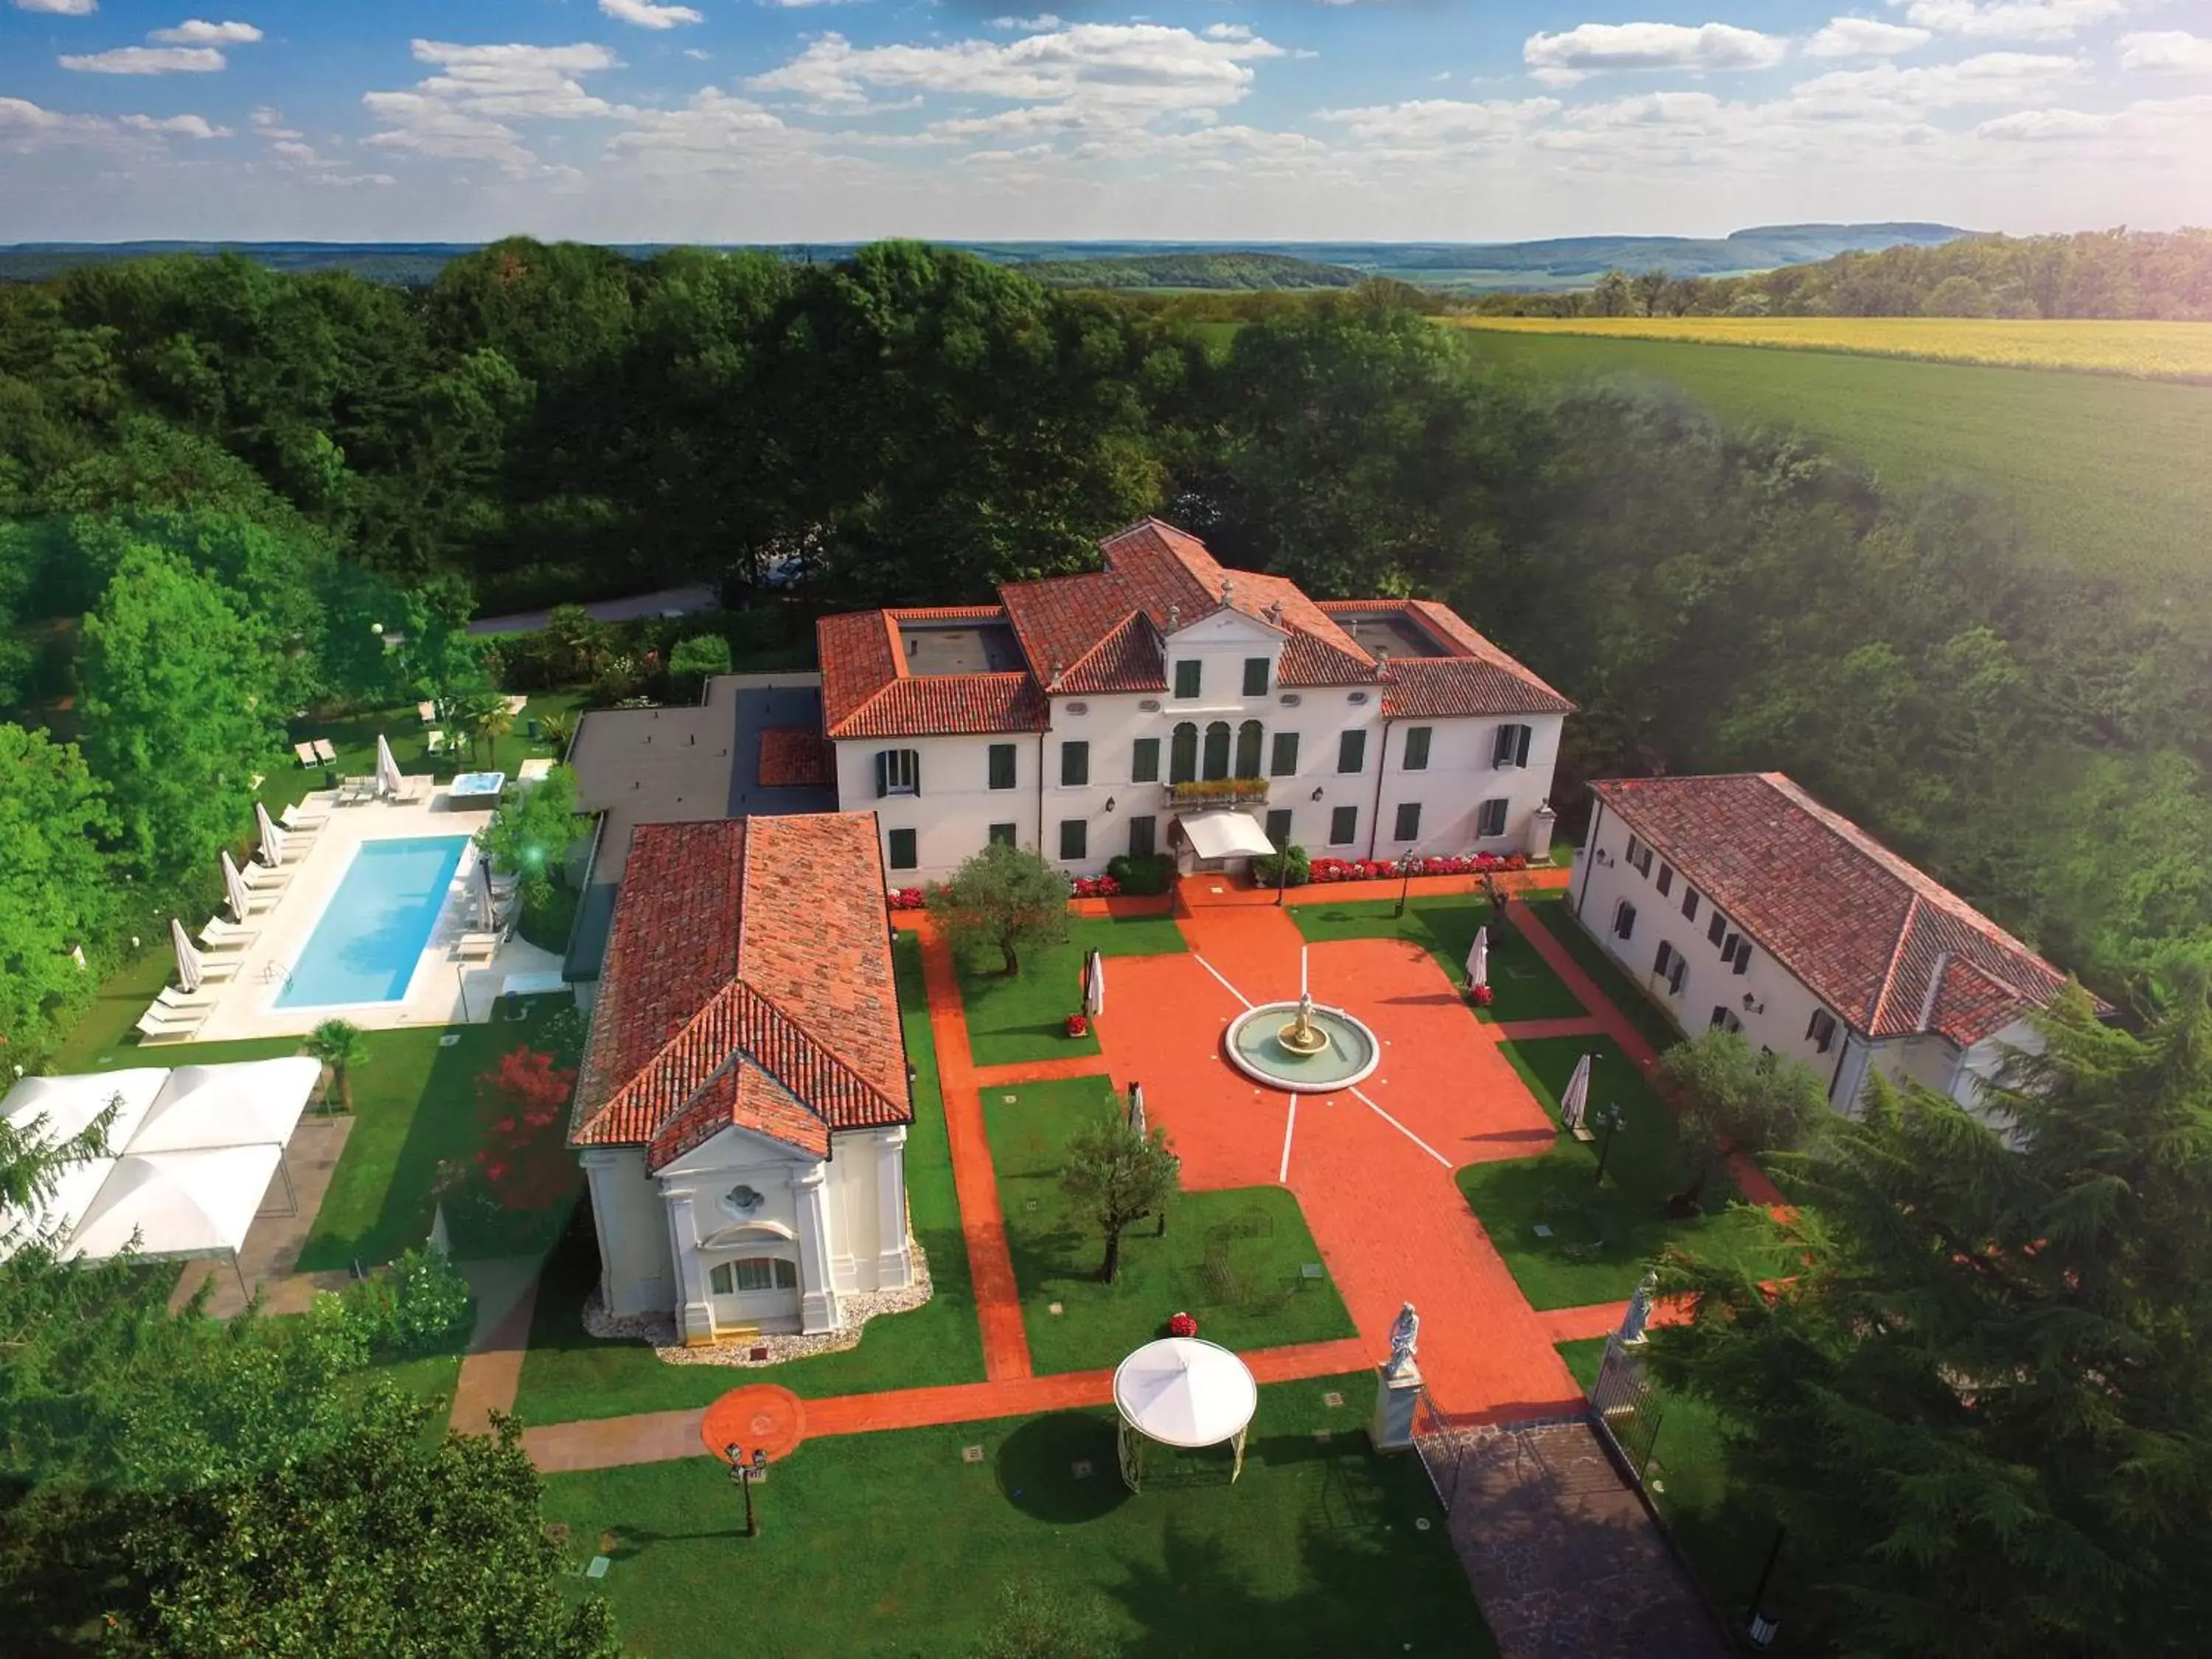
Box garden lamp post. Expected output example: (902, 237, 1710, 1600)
(1746, 1526, 1785, 1649)
(1395, 852, 1419, 919)
(726, 1444, 768, 1538)
(1592, 1103, 1627, 1188)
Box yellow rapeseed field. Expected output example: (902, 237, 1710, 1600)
(1445, 316, 2212, 383)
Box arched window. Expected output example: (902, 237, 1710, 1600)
(1202, 721, 1232, 781)
(1169, 722, 1198, 785)
(710, 1257, 799, 1295)
(1233, 720, 1265, 779)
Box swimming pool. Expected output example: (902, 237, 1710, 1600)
(275, 836, 469, 1009)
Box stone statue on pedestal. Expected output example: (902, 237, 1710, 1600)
(1385, 1301, 1420, 1379)
(1619, 1270, 1658, 1346)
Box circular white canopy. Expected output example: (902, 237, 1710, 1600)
(1112, 1338, 1258, 1449)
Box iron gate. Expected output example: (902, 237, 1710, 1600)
(1588, 1332, 1665, 1482)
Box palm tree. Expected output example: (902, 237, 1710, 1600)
(446, 690, 512, 770)
(305, 1020, 369, 1113)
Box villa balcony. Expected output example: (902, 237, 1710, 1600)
(1163, 778, 1270, 812)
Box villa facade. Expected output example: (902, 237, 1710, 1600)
(567, 813, 914, 1343)
(1571, 772, 2086, 1115)
(816, 520, 1575, 885)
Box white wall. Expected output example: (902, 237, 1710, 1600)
(581, 1147, 674, 1318)
(835, 611, 1565, 882)
(1573, 800, 1858, 1102)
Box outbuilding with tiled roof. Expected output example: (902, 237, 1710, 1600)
(569, 812, 919, 1345)
(1569, 771, 2096, 1117)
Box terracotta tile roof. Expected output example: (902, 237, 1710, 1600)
(1590, 773, 2087, 1046)
(1318, 600, 1576, 717)
(818, 608, 1051, 739)
(817, 520, 1565, 733)
(757, 727, 832, 788)
(571, 814, 911, 1167)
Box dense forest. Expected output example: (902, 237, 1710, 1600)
(3, 237, 2210, 1070)
(1475, 226, 2212, 319)
(1022, 251, 1361, 291)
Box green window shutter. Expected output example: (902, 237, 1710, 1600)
(1127, 815, 1156, 858)
(1393, 801, 1422, 842)
(987, 823, 1016, 847)
(1061, 741, 1089, 787)
(1173, 660, 1201, 700)
(1202, 722, 1231, 781)
(1264, 808, 1293, 849)
(1328, 805, 1357, 846)
(1169, 723, 1198, 784)
(886, 828, 917, 870)
(1269, 731, 1299, 776)
(1058, 818, 1088, 861)
(1233, 721, 1264, 779)
(1337, 730, 1366, 774)
(1242, 657, 1269, 697)
(1402, 727, 1432, 771)
(1130, 738, 1160, 783)
(988, 744, 1016, 790)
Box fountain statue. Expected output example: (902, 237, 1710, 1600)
(1277, 990, 1331, 1057)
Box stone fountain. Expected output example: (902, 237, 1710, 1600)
(1223, 989, 1380, 1094)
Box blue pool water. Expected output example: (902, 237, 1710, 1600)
(275, 836, 469, 1009)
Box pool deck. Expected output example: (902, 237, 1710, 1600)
(174, 785, 565, 1043)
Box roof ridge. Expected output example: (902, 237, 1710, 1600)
(1866, 894, 1919, 1036)
(727, 976, 903, 1125)
(1053, 608, 1153, 688)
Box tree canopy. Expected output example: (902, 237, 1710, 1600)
(1646, 973, 2212, 1656)
(928, 841, 1073, 976)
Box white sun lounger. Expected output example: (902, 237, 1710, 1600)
(136, 1009, 204, 1043)
(293, 742, 319, 767)
(281, 800, 331, 830)
(418, 700, 438, 724)
(200, 917, 256, 946)
(456, 932, 502, 962)
(156, 987, 220, 1012)
(313, 739, 338, 765)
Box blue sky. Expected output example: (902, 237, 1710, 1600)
(2, 1, 2206, 242)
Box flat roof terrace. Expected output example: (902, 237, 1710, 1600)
(1332, 611, 1451, 661)
(899, 620, 1026, 676)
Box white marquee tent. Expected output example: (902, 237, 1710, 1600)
(0, 1058, 321, 1281)
(63, 1146, 285, 1278)
(1112, 1337, 1259, 1490)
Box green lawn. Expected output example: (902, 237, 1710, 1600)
(540, 1371, 1493, 1659)
(70, 1000, 581, 1269)
(512, 935, 984, 1424)
(985, 1076, 1355, 1374)
(956, 913, 1189, 1068)
(257, 692, 585, 818)
(1458, 1036, 1776, 1309)
(1523, 897, 1685, 1055)
(1457, 327, 2212, 602)
(1288, 894, 1586, 1023)
(1557, 1338, 1808, 1654)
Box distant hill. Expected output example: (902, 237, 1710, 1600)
(0, 225, 1975, 293)
(1021, 251, 1361, 291)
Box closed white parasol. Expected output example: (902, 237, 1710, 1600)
(375, 733, 404, 799)
(1559, 1051, 1593, 1133)
(1465, 925, 1489, 990)
(254, 801, 287, 867)
(170, 917, 205, 993)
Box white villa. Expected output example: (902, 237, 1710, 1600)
(1571, 772, 2090, 1114)
(816, 519, 1576, 884)
(568, 813, 915, 1343)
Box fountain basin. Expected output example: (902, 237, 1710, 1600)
(1223, 1001, 1380, 1093)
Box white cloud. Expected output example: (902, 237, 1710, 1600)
(1320, 96, 1559, 149)
(1805, 17, 1933, 57)
(1203, 23, 1254, 42)
(761, 0, 865, 7)
(683, 47, 710, 60)
(149, 19, 262, 44)
(118, 111, 229, 136)
(1977, 92, 2212, 141)
(1523, 21, 1788, 86)
(0, 96, 67, 132)
(249, 105, 301, 137)
(1895, 1, 2132, 42)
(14, 0, 99, 13)
(599, 0, 703, 29)
(990, 13, 1062, 27)
(2118, 31, 2212, 74)
(361, 40, 623, 173)
(1792, 49, 2083, 112)
(59, 44, 225, 72)
(749, 21, 1283, 134)
(607, 87, 796, 167)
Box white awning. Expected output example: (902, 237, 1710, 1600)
(65, 1144, 284, 1264)
(0, 1157, 116, 1259)
(126, 1057, 321, 1154)
(1113, 1337, 1259, 1449)
(2, 1068, 167, 1155)
(1178, 810, 1276, 862)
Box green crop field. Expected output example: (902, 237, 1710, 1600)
(1453, 330, 2212, 597)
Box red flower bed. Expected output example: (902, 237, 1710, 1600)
(886, 886, 927, 911)
(1305, 852, 1528, 886)
(1069, 875, 1122, 900)
(1167, 1311, 1198, 1338)
(1065, 1013, 1091, 1037)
